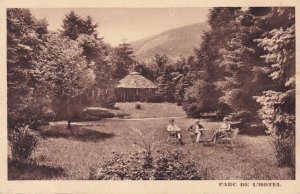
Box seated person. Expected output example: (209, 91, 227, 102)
(187, 119, 204, 143)
(167, 119, 184, 145)
(210, 117, 231, 143)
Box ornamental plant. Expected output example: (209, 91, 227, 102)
(9, 125, 39, 162)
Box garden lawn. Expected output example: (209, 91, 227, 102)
(8, 103, 294, 180)
(113, 102, 187, 118)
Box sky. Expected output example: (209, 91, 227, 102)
(30, 8, 210, 46)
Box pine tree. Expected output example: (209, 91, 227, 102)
(172, 56, 193, 105)
(113, 42, 135, 79)
(181, 8, 239, 117)
(61, 11, 98, 40)
(157, 64, 175, 102)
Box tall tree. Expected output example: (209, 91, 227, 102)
(37, 33, 95, 129)
(153, 54, 169, 74)
(183, 7, 277, 120)
(61, 11, 103, 64)
(182, 8, 241, 117)
(172, 56, 193, 105)
(254, 7, 295, 167)
(153, 55, 176, 102)
(112, 42, 135, 79)
(61, 11, 98, 40)
(157, 65, 175, 102)
(7, 8, 48, 128)
(61, 11, 115, 107)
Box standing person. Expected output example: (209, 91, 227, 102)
(167, 119, 184, 145)
(187, 119, 204, 143)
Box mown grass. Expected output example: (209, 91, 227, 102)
(8, 103, 295, 180)
(113, 102, 187, 118)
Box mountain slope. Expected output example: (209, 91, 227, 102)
(131, 22, 210, 62)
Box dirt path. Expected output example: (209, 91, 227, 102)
(105, 116, 186, 121)
(49, 116, 187, 126)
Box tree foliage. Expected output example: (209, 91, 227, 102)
(7, 8, 49, 128)
(60, 11, 116, 107)
(133, 62, 158, 82)
(37, 33, 95, 128)
(254, 8, 295, 167)
(112, 42, 136, 79)
(182, 7, 294, 123)
(172, 56, 193, 105)
(181, 7, 295, 167)
(154, 54, 175, 102)
(61, 11, 98, 40)
(182, 8, 239, 116)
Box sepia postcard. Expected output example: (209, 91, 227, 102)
(0, 0, 299, 194)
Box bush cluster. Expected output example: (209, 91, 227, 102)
(135, 104, 142, 110)
(153, 150, 206, 180)
(9, 126, 39, 162)
(89, 149, 207, 180)
(148, 94, 162, 103)
(274, 136, 295, 167)
(255, 90, 295, 168)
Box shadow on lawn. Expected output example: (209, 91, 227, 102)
(8, 160, 65, 180)
(40, 127, 115, 142)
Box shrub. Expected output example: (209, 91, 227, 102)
(28, 120, 48, 131)
(101, 95, 116, 108)
(89, 149, 207, 180)
(148, 94, 162, 103)
(89, 151, 152, 180)
(153, 149, 207, 180)
(182, 80, 220, 117)
(255, 90, 295, 168)
(135, 104, 142, 110)
(226, 110, 254, 126)
(176, 101, 182, 106)
(232, 111, 252, 123)
(215, 103, 232, 119)
(9, 125, 39, 162)
(84, 108, 114, 118)
(274, 137, 295, 167)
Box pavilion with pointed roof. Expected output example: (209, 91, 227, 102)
(115, 72, 158, 102)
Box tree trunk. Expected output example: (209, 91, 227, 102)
(67, 119, 71, 130)
(67, 98, 72, 131)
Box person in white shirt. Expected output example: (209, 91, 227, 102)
(187, 119, 204, 143)
(167, 119, 184, 145)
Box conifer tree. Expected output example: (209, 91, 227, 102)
(113, 42, 135, 79)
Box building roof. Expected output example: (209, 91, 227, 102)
(116, 72, 158, 89)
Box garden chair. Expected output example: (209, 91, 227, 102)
(212, 133, 226, 144)
(225, 128, 239, 147)
(166, 132, 180, 144)
(210, 124, 240, 147)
